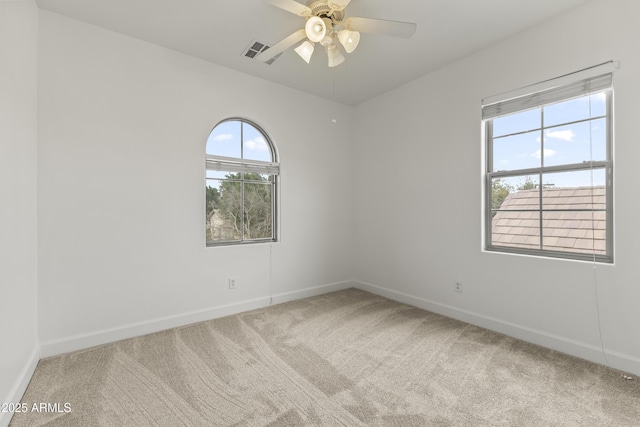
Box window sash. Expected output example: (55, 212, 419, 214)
(206, 178, 278, 246)
(488, 161, 610, 180)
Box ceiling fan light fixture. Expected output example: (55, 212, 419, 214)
(263, 0, 417, 69)
(294, 40, 315, 63)
(304, 16, 326, 43)
(326, 45, 345, 68)
(319, 34, 334, 48)
(338, 29, 360, 53)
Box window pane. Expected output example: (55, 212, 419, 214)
(242, 122, 272, 162)
(491, 211, 540, 249)
(491, 176, 540, 211)
(542, 169, 606, 210)
(540, 169, 606, 255)
(543, 118, 606, 166)
(206, 178, 220, 190)
(493, 108, 541, 137)
(544, 92, 607, 127)
(492, 130, 541, 172)
(244, 172, 271, 182)
(542, 211, 606, 255)
(243, 182, 272, 240)
(206, 180, 221, 242)
(206, 170, 228, 180)
(208, 179, 242, 242)
(207, 120, 241, 158)
(222, 172, 242, 181)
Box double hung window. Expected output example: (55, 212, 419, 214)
(483, 68, 614, 262)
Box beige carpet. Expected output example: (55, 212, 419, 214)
(11, 289, 640, 426)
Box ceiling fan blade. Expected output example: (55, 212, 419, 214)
(265, 0, 311, 16)
(344, 17, 417, 38)
(328, 0, 352, 9)
(255, 29, 307, 63)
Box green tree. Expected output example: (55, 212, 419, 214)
(216, 173, 272, 240)
(205, 186, 220, 217)
(492, 178, 512, 210)
(517, 176, 537, 190)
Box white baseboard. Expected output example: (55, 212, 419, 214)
(40, 280, 356, 358)
(269, 280, 355, 306)
(0, 347, 40, 427)
(354, 280, 640, 377)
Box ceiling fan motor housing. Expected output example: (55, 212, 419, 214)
(307, 0, 345, 23)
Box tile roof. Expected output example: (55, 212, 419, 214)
(491, 186, 606, 254)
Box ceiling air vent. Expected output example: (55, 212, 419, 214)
(243, 40, 282, 65)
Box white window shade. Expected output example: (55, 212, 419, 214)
(206, 155, 280, 175)
(482, 61, 618, 120)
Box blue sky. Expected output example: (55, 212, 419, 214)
(206, 120, 273, 188)
(492, 92, 607, 189)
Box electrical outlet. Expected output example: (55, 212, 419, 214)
(229, 278, 236, 289)
(454, 281, 462, 293)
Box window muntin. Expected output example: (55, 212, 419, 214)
(205, 119, 278, 246)
(485, 77, 612, 263)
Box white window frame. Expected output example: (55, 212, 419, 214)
(482, 63, 616, 263)
(205, 118, 279, 246)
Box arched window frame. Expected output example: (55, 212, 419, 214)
(205, 118, 279, 246)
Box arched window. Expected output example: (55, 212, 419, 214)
(205, 118, 279, 246)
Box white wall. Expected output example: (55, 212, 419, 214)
(37, 10, 354, 354)
(353, 0, 640, 375)
(0, 1, 40, 425)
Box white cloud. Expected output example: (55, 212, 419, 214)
(245, 137, 268, 151)
(213, 133, 234, 142)
(546, 130, 575, 141)
(533, 149, 556, 159)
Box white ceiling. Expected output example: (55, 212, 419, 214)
(35, 0, 592, 106)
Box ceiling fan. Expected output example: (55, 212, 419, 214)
(256, 0, 417, 67)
